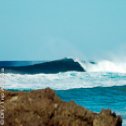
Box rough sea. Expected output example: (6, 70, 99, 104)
(0, 58, 126, 125)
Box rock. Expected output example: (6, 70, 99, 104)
(2, 88, 122, 126)
(93, 109, 122, 126)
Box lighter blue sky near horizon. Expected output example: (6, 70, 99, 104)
(0, 0, 126, 60)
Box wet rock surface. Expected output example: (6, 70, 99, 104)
(2, 88, 122, 126)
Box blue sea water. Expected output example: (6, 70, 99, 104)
(1, 59, 126, 125)
(56, 86, 126, 125)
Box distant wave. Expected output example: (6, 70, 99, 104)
(1, 58, 126, 74)
(0, 58, 85, 74)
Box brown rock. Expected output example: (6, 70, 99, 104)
(1, 88, 122, 126)
(93, 109, 122, 126)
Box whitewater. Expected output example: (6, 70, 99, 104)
(75, 58, 126, 73)
(0, 59, 126, 126)
(1, 72, 126, 90)
(1, 59, 126, 90)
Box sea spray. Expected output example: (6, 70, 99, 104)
(75, 58, 126, 73)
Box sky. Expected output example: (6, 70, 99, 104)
(0, 0, 126, 60)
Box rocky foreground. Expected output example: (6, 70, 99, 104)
(2, 88, 122, 126)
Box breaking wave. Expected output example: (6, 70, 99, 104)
(1, 58, 126, 74)
(74, 58, 126, 73)
(1, 58, 126, 90)
(1, 72, 126, 90)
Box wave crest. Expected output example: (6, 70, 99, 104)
(75, 58, 126, 73)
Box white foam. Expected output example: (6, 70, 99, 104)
(1, 72, 126, 90)
(88, 60, 126, 73)
(75, 58, 126, 73)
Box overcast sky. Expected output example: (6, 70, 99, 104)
(0, 0, 126, 60)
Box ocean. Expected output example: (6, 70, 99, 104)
(0, 58, 126, 125)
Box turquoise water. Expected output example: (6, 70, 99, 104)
(56, 86, 126, 126)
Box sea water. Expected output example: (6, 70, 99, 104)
(56, 85, 126, 126)
(0, 59, 126, 125)
(1, 71, 126, 125)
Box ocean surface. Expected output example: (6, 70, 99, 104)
(0, 58, 126, 125)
